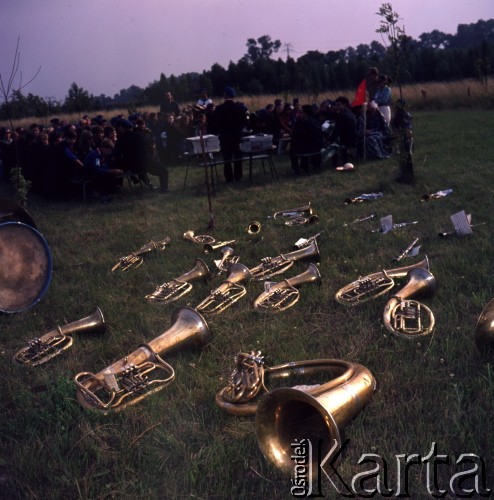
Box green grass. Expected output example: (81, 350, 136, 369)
(1, 109, 493, 499)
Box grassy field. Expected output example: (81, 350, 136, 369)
(1, 108, 493, 499)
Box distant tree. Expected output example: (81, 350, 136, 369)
(475, 40, 491, 89)
(64, 82, 93, 113)
(243, 35, 282, 63)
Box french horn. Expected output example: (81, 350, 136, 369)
(111, 237, 171, 272)
(215, 351, 376, 481)
(252, 263, 321, 312)
(74, 307, 210, 412)
(196, 263, 251, 316)
(335, 256, 430, 306)
(183, 230, 215, 245)
(382, 267, 437, 338)
(145, 259, 211, 304)
(475, 298, 494, 352)
(13, 307, 106, 366)
(249, 239, 320, 281)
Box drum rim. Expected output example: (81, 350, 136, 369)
(0, 221, 52, 314)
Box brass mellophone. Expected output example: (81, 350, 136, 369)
(112, 237, 171, 272)
(145, 259, 211, 304)
(13, 307, 106, 366)
(335, 256, 430, 306)
(475, 298, 494, 352)
(382, 267, 437, 338)
(196, 263, 251, 316)
(248, 238, 320, 281)
(252, 263, 321, 312)
(74, 307, 211, 412)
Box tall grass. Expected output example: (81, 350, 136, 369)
(0, 108, 493, 499)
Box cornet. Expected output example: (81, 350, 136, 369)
(112, 237, 171, 272)
(13, 307, 106, 366)
(335, 256, 430, 306)
(270, 203, 313, 220)
(382, 267, 437, 338)
(214, 351, 376, 481)
(252, 263, 321, 312)
(196, 263, 251, 316)
(475, 298, 494, 352)
(145, 259, 211, 304)
(249, 239, 320, 281)
(183, 230, 215, 245)
(74, 307, 210, 412)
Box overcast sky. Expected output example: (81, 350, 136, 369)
(1, 0, 492, 101)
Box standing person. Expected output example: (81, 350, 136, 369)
(352, 67, 379, 108)
(373, 75, 393, 125)
(160, 91, 181, 117)
(210, 86, 248, 182)
(330, 96, 358, 168)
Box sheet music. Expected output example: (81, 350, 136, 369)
(451, 210, 473, 235)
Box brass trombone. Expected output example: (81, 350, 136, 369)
(335, 256, 430, 306)
(112, 237, 171, 272)
(74, 307, 211, 412)
(196, 263, 251, 315)
(382, 267, 437, 338)
(182, 230, 215, 245)
(13, 307, 106, 366)
(252, 263, 321, 312)
(145, 259, 211, 304)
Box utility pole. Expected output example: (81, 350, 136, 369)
(282, 42, 294, 60)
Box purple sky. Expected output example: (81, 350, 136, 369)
(1, 0, 492, 102)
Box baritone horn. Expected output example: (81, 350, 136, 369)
(253, 263, 321, 312)
(145, 259, 211, 304)
(196, 263, 251, 315)
(13, 307, 106, 366)
(382, 267, 437, 338)
(475, 298, 494, 352)
(335, 256, 430, 306)
(74, 307, 211, 412)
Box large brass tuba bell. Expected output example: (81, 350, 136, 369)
(382, 267, 437, 338)
(74, 307, 210, 412)
(145, 259, 211, 304)
(335, 256, 430, 306)
(475, 298, 494, 352)
(13, 307, 106, 366)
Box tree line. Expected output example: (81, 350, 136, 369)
(1, 18, 493, 120)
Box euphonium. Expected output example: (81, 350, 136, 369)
(271, 202, 313, 220)
(214, 351, 376, 481)
(196, 263, 251, 315)
(475, 298, 494, 352)
(145, 259, 211, 304)
(335, 255, 430, 306)
(245, 221, 262, 235)
(183, 230, 215, 245)
(74, 307, 210, 412)
(13, 307, 106, 367)
(252, 263, 321, 312)
(382, 267, 437, 338)
(248, 239, 320, 281)
(203, 239, 236, 254)
(112, 237, 171, 272)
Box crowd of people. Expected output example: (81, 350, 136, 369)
(0, 71, 412, 200)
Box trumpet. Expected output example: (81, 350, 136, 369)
(214, 246, 240, 274)
(475, 298, 494, 352)
(245, 221, 261, 235)
(270, 203, 313, 220)
(248, 239, 320, 281)
(383, 267, 437, 338)
(203, 239, 236, 254)
(112, 237, 171, 272)
(145, 259, 211, 304)
(252, 263, 321, 312)
(182, 230, 215, 245)
(74, 307, 211, 412)
(196, 263, 251, 316)
(13, 307, 106, 366)
(335, 256, 430, 306)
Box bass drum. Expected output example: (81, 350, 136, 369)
(0, 198, 37, 228)
(0, 222, 52, 313)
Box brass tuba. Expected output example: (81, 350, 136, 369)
(382, 267, 437, 338)
(335, 256, 430, 306)
(252, 263, 321, 312)
(145, 259, 211, 304)
(74, 307, 211, 412)
(475, 298, 494, 352)
(196, 263, 251, 316)
(248, 239, 320, 281)
(183, 230, 215, 245)
(111, 237, 171, 272)
(214, 351, 376, 480)
(13, 307, 106, 366)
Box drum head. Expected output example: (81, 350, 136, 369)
(0, 198, 37, 228)
(0, 222, 52, 313)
